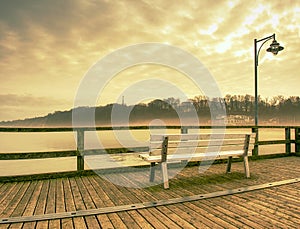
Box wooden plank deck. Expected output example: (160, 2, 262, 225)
(0, 156, 300, 228)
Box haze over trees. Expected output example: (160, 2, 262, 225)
(0, 94, 299, 127)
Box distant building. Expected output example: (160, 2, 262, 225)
(225, 115, 253, 125)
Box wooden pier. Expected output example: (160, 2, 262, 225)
(0, 156, 299, 228)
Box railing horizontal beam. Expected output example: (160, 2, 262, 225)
(258, 140, 295, 145)
(1, 125, 300, 132)
(0, 150, 77, 160)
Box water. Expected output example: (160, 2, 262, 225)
(0, 128, 289, 176)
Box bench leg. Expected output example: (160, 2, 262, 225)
(150, 162, 156, 182)
(226, 156, 232, 173)
(243, 155, 250, 178)
(161, 162, 169, 189)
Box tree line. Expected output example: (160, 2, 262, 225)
(1, 94, 299, 126)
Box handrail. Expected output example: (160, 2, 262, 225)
(1, 125, 300, 132)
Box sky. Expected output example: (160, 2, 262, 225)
(0, 0, 299, 121)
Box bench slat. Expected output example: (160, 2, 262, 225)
(151, 139, 249, 150)
(149, 144, 253, 156)
(140, 150, 245, 163)
(150, 133, 254, 141)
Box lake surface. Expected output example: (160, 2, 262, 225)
(0, 128, 291, 176)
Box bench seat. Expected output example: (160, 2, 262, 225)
(139, 133, 256, 189)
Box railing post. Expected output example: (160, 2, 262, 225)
(285, 127, 291, 155)
(252, 127, 259, 156)
(295, 128, 300, 154)
(77, 129, 85, 171)
(181, 127, 188, 134)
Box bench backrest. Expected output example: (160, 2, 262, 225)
(149, 133, 256, 157)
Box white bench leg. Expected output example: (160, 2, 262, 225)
(226, 156, 232, 173)
(243, 155, 250, 178)
(161, 162, 169, 189)
(150, 162, 155, 182)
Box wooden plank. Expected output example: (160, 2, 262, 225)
(194, 200, 257, 229)
(10, 181, 38, 217)
(114, 173, 177, 228)
(183, 202, 238, 228)
(46, 179, 61, 228)
(75, 177, 96, 209)
(218, 191, 291, 228)
(21, 221, 37, 229)
(123, 210, 154, 229)
(95, 176, 142, 228)
(0, 182, 30, 218)
(96, 214, 115, 229)
(113, 173, 169, 228)
(234, 193, 298, 228)
(254, 192, 300, 223)
(135, 209, 168, 228)
(106, 173, 171, 228)
(34, 180, 50, 229)
(69, 178, 85, 211)
(264, 187, 300, 209)
(88, 176, 116, 207)
(68, 178, 87, 228)
(0, 182, 19, 208)
(61, 218, 74, 229)
(244, 190, 300, 226)
(194, 182, 275, 228)
(203, 196, 267, 228)
(98, 173, 159, 228)
(149, 183, 234, 229)
(62, 178, 76, 228)
(55, 178, 66, 213)
(4, 223, 23, 229)
(49, 219, 61, 229)
(73, 217, 87, 229)
(155, 205, 198, 228)
(88, 176, 128, 228)
(0, 183, 9, 197)
(45, 179, 56, 214)
(105, 213, 127, 229)
(22, 180, 43, 216)
(74, 177, 100, 228)
(171, 202, 224, 228)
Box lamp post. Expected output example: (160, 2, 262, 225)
(254, 33, 284, 126)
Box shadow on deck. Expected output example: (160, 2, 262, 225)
(0, 156, 300, 228)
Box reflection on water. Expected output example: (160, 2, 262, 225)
(0, 128, 287, 176)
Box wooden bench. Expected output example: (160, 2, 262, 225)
(139, 133, 256, 189)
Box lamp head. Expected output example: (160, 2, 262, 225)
(266, 39, 284, 55)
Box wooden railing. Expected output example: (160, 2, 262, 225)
(0, 126, 299, 177)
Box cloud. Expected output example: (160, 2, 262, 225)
(0, 94, 71, 121)
(0, 0, 299, 121)
(0, 93, 68, 107)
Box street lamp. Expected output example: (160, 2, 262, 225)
(254, 33, 284, 126)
